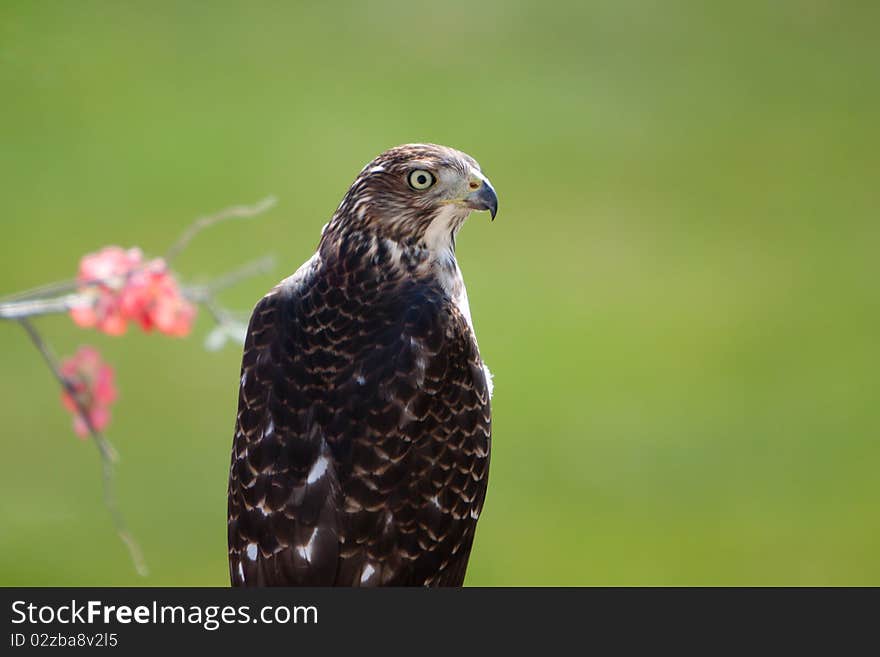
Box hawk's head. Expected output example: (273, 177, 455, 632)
(324, 144, 498, 250)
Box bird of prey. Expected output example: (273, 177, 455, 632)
(227, 144, 497, 586)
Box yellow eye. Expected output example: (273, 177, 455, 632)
(408, 170, 435, 190)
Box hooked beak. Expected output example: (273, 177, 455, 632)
(464, 177, 498, 220)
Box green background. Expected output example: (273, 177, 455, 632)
(1, 1, 878, 585)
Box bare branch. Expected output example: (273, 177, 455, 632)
(0, 278, 81, 304)
(0, 294, 90, 320)
(183, 255, 276, 301)
(18, 318, 148, 577)
(19, 319, 118, 463)
(165, 196, 277, 264)
(203, 254, 277, 295)
(180, 255, 275, 350)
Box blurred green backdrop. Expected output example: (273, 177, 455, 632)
(1, 1, 878, 585)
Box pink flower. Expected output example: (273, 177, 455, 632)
(70, 246, 196, 337)
(59, 346, 118, 438)
(70, 247, 143, 335)
(121, 260, 197, 337)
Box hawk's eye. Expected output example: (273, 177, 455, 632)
(408, 170, 435, 190)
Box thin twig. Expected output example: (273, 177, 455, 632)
(0, 278, 81, 304)
(0, 294, 90, 320)
(18, 318, 148, 577)
(0, 274, 128, 308)
(3, 195, 276, 305)
(19, 319, 118, 463)
(165, 196, 277, 264)
(200, 296, 225, 323)
(203, 254, 277, 294)
(183, 255, 277, 303)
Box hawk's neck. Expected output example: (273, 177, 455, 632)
(319, 222, 475, 332)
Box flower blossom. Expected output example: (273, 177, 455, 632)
(121, 260, 197, 337)
(59, 346, 118, 438)
(70, 247, 143, 335)
(70, 246, 196, 337)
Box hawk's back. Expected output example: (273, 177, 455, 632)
(227, 232, 492, 586)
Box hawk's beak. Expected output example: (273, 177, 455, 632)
(464, 178, 498, 221)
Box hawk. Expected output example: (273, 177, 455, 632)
(227, 144, 497, 586)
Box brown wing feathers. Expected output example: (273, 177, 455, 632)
(228, 287, 342, 586)
(227, 243, 491, 586)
